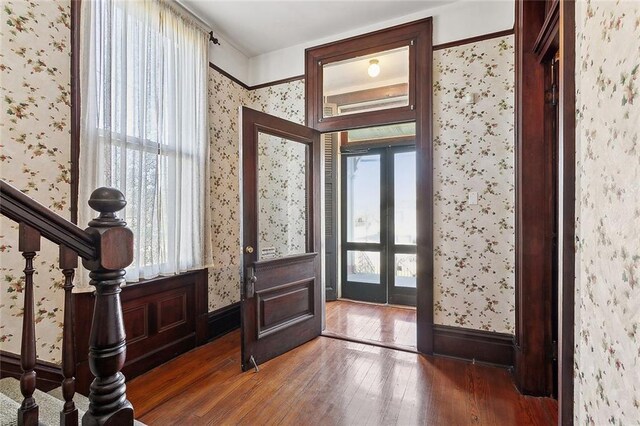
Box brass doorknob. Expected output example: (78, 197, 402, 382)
(245, 246, 254, 254)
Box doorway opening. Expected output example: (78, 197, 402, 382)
(324, 123, 418, 350)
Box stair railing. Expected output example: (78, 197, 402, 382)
(0, 180, 135, 426)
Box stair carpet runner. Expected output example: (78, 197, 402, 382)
(0, 377, 144, 426)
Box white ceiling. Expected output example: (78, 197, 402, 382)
(179, 1, 458, 57)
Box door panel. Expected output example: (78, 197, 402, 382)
(341, 146, 416, 306)
(388, 148, 417, 306)
(341, 151, 386, 303)
(241, 107, 321, 370)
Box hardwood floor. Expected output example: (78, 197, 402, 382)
(127, 330, 557, 425)
(325, 300, 417, 349)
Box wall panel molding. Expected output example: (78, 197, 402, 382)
(74, 269, 208, 394)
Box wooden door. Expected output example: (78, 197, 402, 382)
(240, 107, 322, 371)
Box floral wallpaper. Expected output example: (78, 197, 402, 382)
(257, 133, 307, 259)
(246, 82, 306, 126)
(0, 0, 72, 363)
(432, 35, 515, 334)
(207, 70, 305, 311)
(573, 1, 640, 424)
(207, 69, 245, 312)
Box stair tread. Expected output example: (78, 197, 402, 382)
(0, 378, 66, 426)
(46, 387, 90, 413)
(0, 392, 19, 426)
(47, 386, 145, 425)
(0, 378, 145, 426)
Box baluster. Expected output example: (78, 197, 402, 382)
(81, 188, 134, 426)
(18, 223, 40, 426)
(59, 245, 78, 425)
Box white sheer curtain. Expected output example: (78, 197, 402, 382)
(79, 0, 212, 281)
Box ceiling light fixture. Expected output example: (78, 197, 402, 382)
(368, 59, 380, 78)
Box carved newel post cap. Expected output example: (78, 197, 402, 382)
(88, 187, 127, 214)
(87, 187, 127, 228)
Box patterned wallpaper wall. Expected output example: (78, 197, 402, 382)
(207, 69, 246, 312)
(207, 70, 305, 311)
(574, 1, 640, 423)
(0, 0, 72, 362)
(432, 35, 515, 334)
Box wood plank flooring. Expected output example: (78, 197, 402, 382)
(127, 330, 557, 425)
(325, 300, 417, 349)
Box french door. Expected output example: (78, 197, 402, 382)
(240, 107, 322, 371)
(341, 146, 417, 306)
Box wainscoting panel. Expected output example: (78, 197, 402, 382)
(74, 269, 208, 394)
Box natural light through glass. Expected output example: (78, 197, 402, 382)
(346, 154, 380, 243)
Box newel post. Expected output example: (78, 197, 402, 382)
(81, 188, 134, 426)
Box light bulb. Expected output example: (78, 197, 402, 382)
(368, 59, 380, 78)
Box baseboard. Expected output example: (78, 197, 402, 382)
(433, 324, 514, 368)
(208, 302, 241, 340)
(0, 350, 62, 391)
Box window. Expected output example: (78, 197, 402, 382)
(79, 0, 211, 281)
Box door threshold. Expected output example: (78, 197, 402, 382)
(321, 330, 418, 354)
(332, 298, 416, 311)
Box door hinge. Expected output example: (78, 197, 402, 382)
(551, 340, 558, 361)
(545, 84, 558, 106)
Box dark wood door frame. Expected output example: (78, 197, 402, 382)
(515, 0, 575, 423)
(558, 1, 576, 424)
(305, 18, 432, 354)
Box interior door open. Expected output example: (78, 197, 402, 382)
(240, 107, 322, 371)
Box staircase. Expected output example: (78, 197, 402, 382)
(0, 377, 144, 426)
(0, 181, 138, 426)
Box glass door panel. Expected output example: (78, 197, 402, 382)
(346, 250, 381, 284)
(257, 132, 309, 260)
(394, 151, 417, 245)
(346, 154, 380, 243)
(341, 151, 386, 303)
(388, 149, 417, 306)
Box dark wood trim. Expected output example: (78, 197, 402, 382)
(305, 17, 433, 354)
(208, 62, 304, 91)
(305, 19, 432, 133)
(514, 0, 555, 396)
(207, 302, 241, 340)
(414, 19, 434, 355)
(532, 0, 559, 62)
(70, 0, 81, 224)
(208, 62, 250, 90)
(433, 325, 514, 368)
(208, 28, 515, 93)
(321, 331, 418, 354)
(0, 351, 63, 392)
(558, 0, 576, 422)
(249, 75, 305, 90)
(74, 269, 208, 395)
(0, 180, 96, 260)
(433, 28, 515, 51)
